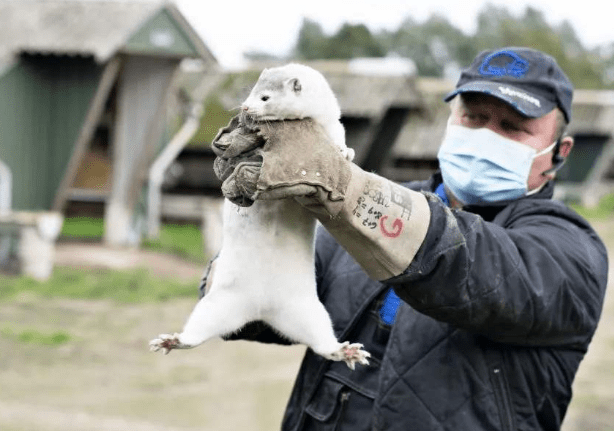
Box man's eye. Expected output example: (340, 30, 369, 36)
(463, 114, 484, 124)
(501, 121, 521, 132)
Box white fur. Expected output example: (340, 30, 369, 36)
(241, 63, 353, 160)
(150, 64, 368, 368)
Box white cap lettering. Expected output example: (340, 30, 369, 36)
(498, 86, 541, 107)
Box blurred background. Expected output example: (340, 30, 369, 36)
(0, 0, 613, 430)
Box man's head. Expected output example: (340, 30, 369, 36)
(439, 47, 575, 204)
(445, 47, 573, 123)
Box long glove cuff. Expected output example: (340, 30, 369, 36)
(315, 164, 431, 280)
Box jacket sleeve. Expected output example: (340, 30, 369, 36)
(390, 193, 609, 347)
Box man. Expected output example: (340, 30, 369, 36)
(207, 47, 609, 430)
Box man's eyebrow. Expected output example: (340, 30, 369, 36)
(460, 97, 486, 111)
(466, 98, 528, 121)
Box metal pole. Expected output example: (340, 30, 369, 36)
(147, 103, 203, 239)
(0, 159, 12, 264)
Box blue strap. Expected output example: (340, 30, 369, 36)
(380, 288, 402, 325)
(434, 183, 450, 206)
(379, 182, 449, 325)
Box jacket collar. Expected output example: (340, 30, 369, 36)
(416, 171, 555, 221)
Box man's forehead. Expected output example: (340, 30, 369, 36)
(456, 92, 560, 138)
(459, 93, 530, 119)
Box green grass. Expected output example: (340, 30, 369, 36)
(570, 193, 614, 220)
(0, 326, 72, 346)
(61, 217, 206, 263)
(189, 94, 235, 146)
(141, 223, 206, 263)
(61, 216, 105, 239)
(0, 266, 199, 303)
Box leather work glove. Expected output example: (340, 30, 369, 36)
(212, 116, 431, 281)
(211, 116, 264, 207)
(213, 116, 351, 214)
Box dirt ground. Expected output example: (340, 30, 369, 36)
(1, 221, 614, 431)
(560, 219, 614, 431)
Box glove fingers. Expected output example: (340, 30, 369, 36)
(221, 161, 262, 207)
(255, 184, 318, 201)
(211, 116, 240, 156)
(213, 149, 262, 182)
(219, 131, 262, 159)
(212, 116, 263, 158)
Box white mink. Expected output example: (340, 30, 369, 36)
(241, 63, 352, 159)
(150, 63, 369, 369)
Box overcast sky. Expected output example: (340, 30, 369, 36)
(166, 0, 613, 69)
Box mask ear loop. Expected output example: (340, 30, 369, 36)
(542, 140, 566, 176)
(526, 141, 564, 196)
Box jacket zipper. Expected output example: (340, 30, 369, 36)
(333, 391, 351, 431)
(491, 367, 515, 431)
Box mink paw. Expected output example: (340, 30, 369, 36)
(149, 333, 192, 354)
(329, 342, 371, 370)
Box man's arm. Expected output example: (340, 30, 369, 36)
(212, 116, 608, 347)
(391, 195, 608, 347)
(214, 118, 431, 281)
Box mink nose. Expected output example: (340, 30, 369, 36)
(241, 105, 249, 111)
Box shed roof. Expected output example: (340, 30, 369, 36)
(176, 59, 425, 146)
(304, 60, 422, 118)
(391, 77, 454, 158)
(0, 0, 216, 68)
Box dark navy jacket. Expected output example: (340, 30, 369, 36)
(220, 174, 609, 431)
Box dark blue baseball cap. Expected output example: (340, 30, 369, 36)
(444, 47, 574, 123)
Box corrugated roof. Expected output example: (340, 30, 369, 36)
(0, 0, 216, 65)
(392, 78, 454, 158)
(301, 59, 422, 117)
(325, 73, 421, 118)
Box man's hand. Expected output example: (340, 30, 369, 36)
(211, 116, 264, 207)
(212, 116, 351, 216)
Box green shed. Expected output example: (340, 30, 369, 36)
(0, 0, 217, 246)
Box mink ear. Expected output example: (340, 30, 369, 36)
(290, 78, 301, 93)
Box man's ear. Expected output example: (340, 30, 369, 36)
(559, 135, 574, 158)
(543, 135, 573, 178)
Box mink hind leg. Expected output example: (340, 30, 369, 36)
(265, 294, 371, 368)
(265, 296, 342, 358)
(179, 290, 256, 346)
(150, 290, 254, 352)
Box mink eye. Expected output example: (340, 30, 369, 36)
(261, 95, 269, 102)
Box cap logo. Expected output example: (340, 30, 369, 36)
(498, 86, 541, 107)
(479, 50, 529, 78)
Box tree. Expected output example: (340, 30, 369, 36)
(382, 14, 475, 77)
(326, 23, 385, 59)
(288, 5, 611, 88)
(294, 20, 384, 60)
(294, 18, 329, 60)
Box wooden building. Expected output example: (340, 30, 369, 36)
(556, 90, 614, 206)
(0, 0, 217, 246)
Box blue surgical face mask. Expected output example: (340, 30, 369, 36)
(437, 124, 557, 205)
